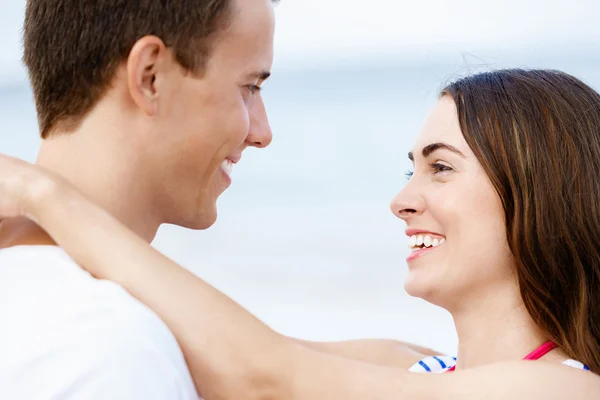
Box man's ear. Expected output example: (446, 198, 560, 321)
(126, 36, 170, 116)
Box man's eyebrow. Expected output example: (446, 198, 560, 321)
(248, 70, 271, 81)
(408, 142, 466, 161)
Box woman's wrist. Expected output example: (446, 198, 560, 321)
(22, 171, 75, 226)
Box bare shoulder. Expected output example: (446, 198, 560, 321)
(292, 337, 443, 369)
(437, 361, 600, 399)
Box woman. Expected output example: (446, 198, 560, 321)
(0, 68, 599, 399)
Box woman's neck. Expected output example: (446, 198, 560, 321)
(451, 283, 556, 370)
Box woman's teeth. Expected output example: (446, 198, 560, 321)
(408, 234, 445, 250)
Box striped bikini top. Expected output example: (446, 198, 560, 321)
(409, 341, 590, 373)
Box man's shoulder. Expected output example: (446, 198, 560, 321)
(0, 244, 89, 281)
(0, 245, 199, 399)
(0, 245, 162, 324)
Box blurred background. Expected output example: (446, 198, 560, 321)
(1, 0, 599, 354)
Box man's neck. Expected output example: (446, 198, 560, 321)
(1, 115, 162, 248)
(38, 131, 161, 242)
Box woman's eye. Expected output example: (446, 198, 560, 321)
(431, 163, 453, 174)
(406, 163, 452, 180)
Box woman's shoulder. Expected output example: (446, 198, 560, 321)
(409, 356, 590, 373)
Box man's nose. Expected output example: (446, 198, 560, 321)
(246, 96, 272, 148)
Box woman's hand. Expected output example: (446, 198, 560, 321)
(0, 153, 64, 222)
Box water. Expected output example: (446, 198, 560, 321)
(1, 54, 598, 355)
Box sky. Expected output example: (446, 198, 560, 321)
(0, 0, 598, 85)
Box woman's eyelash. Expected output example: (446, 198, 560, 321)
(405, 163, 453, 180)
(431, 163, 452, 173)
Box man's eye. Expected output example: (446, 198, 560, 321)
(247, 85, 261, 94)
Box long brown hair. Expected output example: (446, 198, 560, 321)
(442, 69, 600, 372)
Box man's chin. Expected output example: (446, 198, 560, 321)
(190, 217, 217, 231)
(189, 206, 218, 231)
(167, 203, 218, 231)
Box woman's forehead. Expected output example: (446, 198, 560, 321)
(411, 97, 469, 157)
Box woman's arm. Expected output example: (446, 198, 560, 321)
(26, 180, 286, 399)
(291, 338, 438, 368)
(26, 173, 435, 398)
(6, 155, 599, 400)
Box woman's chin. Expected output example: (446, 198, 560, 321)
(404, 272, 444, 304)
(404, 274, 429, 298)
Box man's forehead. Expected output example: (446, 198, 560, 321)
(227, 0, 276, 33)
(215, 0, 275, 65)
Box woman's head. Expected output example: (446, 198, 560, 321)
(391, 69, 600, 371)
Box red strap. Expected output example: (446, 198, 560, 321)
(446, 341, 557, 372)
(523, 341, 558, 360)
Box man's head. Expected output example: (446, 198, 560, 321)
(23, 0, 277, 231)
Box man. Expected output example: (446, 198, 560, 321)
(0, 0, 275, 398)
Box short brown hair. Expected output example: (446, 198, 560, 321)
(23, 0, 233, 138)
(442, 69, 600, 372)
